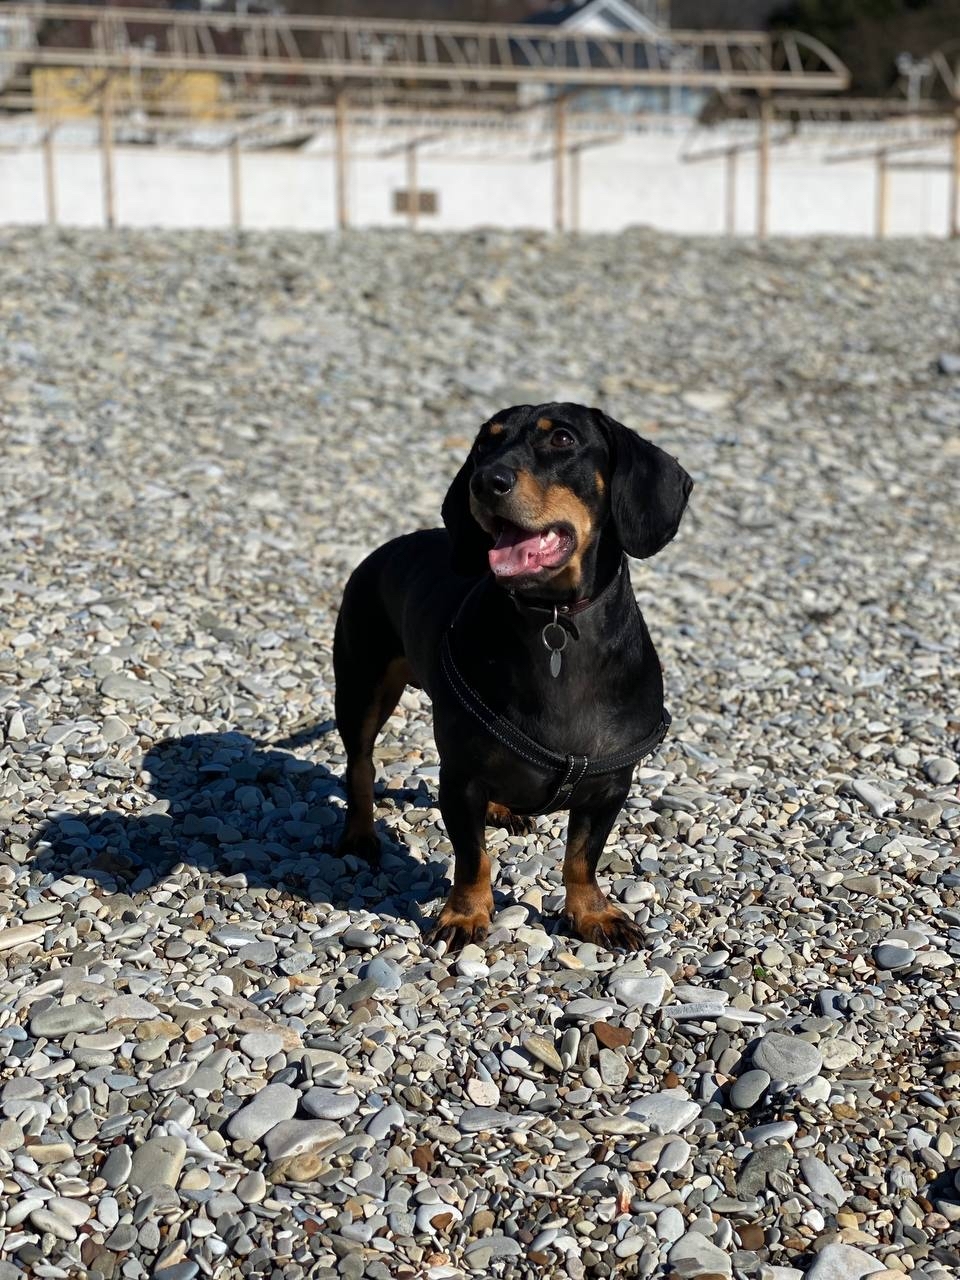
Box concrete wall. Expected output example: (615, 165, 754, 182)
(0, 128, 952, 237)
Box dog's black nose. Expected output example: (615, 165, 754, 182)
(473, 465, 517, 499)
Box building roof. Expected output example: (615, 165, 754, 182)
(526, 0, 661, 35)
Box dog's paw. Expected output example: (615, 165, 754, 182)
(485, 802, 536, 837)
(335, 831, 381, 866)
(429, 898, 493, 953)
(563, 902, 644, 952)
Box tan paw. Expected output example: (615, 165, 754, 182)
(563, 898, 644, 952)
(429, 896, 493, 952)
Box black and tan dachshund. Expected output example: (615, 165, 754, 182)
(333, 403, 693, 951)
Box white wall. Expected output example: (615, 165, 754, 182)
(0, 128, 953, 237)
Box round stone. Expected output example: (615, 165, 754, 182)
(236, 1171, 267, 1204)
(29, 1003, 106, 1038)
(924, 756, 958, 785)
(301, 1087, 360, 1120)
(362, 955, 403, 992)
(456, 944, 488, 978)
(752, 1033, 822, 1085)
(730, 1069, 770, 1110)
(225, 1084, 299, 1143)
(238, 1032, 284, 1060)
(873, 943, 916, 970)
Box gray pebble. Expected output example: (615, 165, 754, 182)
(225, 1083, 299, 1142)
(752, 1033, 822, 1085)
(874, 943, 916, 970)
(129, 1136, 186, 1191)
(730, 1069, 770, 1110)
(29, 1002, 105, 1038)
(302, 1087, 360, 1120)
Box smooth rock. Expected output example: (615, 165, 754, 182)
(238, 1032, 284, 1060)
(752, 1033, 822, 1085)
(805, 1243, 885, 1279)
(129, 1136, 186, 1191)
(29, 1002, 106, 1038)
(301, 1087, 360, 1120)
(668, 1231, 732, 1276)
(730, 1069, 770, 1110)
(609, 972, 669, 1009)
(873, 943, 916, 971)
(820, 1039, 859, 1070)
(0, 924, 46, 951)
(628, 1089, 700, 1133)
(800, 1155, 848, 1208)
(523, 1034, 563, 1072)
(225, 1083, 299, 1143)
(263, 1119, 344, 1161)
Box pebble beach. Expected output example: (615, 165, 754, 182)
(1, 226, 959, 1280)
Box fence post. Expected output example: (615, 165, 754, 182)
(875, 149, 888, 240)
(100, 75, 116, 229)
(406, 139, 419, 231)
(43, 125, 58, 226)
(570, 144, 581, 233)
(553, 96, 566, 233)
(229, 136, 242, 230)
(756, 95, 771, 239)
(724, 146, 736, 234)
(335, 89, 349, 230)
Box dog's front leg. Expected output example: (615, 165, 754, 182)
(431, 769, 494, 950)
(562, 791, 644, 951)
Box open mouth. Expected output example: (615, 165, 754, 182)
(488, 520, 575, 580)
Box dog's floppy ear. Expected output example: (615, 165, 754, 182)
(594, 409, 693, 559)
(441, 448, 490, 577)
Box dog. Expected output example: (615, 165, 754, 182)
(333, 403, 692, 951)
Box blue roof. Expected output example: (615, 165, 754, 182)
(526, 3, 592, 24)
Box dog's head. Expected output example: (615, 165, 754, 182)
(442, 403, 693, 592)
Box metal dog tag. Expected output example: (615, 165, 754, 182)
(542, 615, 567, 679)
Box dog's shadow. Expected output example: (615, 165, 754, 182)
(30, 730, 456, 929)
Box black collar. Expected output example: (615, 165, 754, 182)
(506, 556, 626, 623)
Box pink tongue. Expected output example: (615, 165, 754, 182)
(488, 525, 547, 578)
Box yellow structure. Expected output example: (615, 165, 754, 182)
(32, 67, 221, 118)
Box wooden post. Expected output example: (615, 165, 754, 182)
(724, 146, 736, 235)
(43, 126, 57, 227)
(553, 95, 566, 233)
(100, 75, 115, 229)
(334, 89, 348, 230)
(406, 139, 418, 231)
(952, 118, 960, 239)
(875, 149, 888, 240)
(229, 136, 242, 230)
(569, 143, 580, 234)
(756, 94, 771, 240)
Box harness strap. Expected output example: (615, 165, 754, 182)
(540, 753, 590, 812)
(439, 630, 671, 812)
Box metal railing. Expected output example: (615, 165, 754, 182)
(0, 5, 850, 92)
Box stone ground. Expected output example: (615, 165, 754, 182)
(1, 227, 959, 1280)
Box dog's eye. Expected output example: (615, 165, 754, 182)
(550, 428, 575, 449)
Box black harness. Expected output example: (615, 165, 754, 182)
(438, 568, 671, 815)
